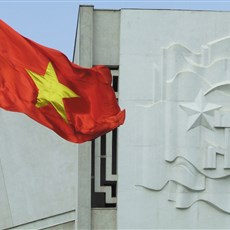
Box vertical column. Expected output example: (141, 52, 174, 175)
(204, 146, 216, 169)
(74, 6, 94, 67)
(213, 111, 230, 169)
(74, 6, 94, 230)
(224, 128, 230, 169)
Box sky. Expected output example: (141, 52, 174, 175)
(1, 1, 230, 61)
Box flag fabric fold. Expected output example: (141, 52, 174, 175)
(0, 20, 125, 143)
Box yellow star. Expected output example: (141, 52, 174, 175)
(26, 62, 79, 122)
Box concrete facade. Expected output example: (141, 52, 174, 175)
(118, 9, 230, 229)
(2, 5, 230, 230)
(0, 111, 76, 229)
(76, 6, 230, 229)
(74, 6, 119, 230)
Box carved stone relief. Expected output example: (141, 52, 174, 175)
(137, 37, 230, 213)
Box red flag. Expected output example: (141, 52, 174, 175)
(0, 20, 125, 143)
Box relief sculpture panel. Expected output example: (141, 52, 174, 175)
(137, 37, 230, 213)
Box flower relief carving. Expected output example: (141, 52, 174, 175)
(136, 37, 230, 213)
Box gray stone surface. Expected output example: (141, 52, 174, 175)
(43, 221, 75, 230)
(118, 9, 230, 229)
(0, 110, 76, 227)
(0, 159, 13, 229)
(91, 209, 117, 230)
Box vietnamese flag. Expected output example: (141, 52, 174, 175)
(0, 20, 125, 143)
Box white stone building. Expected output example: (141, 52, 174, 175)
(2, 5, 230, 229)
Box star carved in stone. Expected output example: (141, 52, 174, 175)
(179, 91, 222, 131)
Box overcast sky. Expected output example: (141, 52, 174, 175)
(1, 1, 230, 61)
